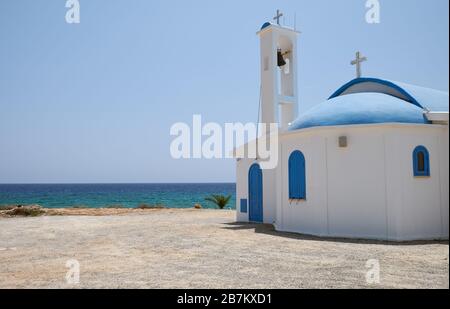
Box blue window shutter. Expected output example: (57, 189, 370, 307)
(413, 146, 430, 177)
(289, 151, 306, 199)
(300, 154, 306, 198)
(288, 152, 298, 198)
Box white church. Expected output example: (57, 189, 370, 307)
(235, 16, 449, 241)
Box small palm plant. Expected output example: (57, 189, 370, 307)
(205, 194, 232, 209)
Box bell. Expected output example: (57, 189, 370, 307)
(277, 49, 286, 67)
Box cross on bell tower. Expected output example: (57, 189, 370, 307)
(351, 51, 367, 78)
(273, 9, 283, 25)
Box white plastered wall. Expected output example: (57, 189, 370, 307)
(236, 158, 277, 224)
(272, 123, 449, 241)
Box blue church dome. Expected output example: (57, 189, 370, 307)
(289, 77, 449, 131)
(260, 22, 272, 30)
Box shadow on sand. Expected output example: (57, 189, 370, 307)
(222, 222, 449, 246)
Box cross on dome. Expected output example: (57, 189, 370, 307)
(351, 51, 367, 78)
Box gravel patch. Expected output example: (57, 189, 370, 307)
(0, 209, 448, 289)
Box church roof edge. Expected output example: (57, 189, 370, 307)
(329, 77, 449, 112)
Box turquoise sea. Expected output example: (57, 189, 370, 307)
(0, 183, 236, 209)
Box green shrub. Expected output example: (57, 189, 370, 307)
(7, 206, 45, 217)
(204, 195, 232, 209)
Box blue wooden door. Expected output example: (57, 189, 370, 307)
(248, 164, 263, 223)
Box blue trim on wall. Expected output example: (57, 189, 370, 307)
(240, 199, 248, 213)
(248, 163, 263, 223)
(413, 146, 430, 177)
(328, 77, 423, 109)
(288, 151, 306, 200)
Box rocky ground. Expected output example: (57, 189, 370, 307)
(0, 209, 448, 289)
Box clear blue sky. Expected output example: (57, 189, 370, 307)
(0, 0, 448, 183)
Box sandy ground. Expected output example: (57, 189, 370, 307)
(0, 209, 448, 289)
(0, 206, 164, 217)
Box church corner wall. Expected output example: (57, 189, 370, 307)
(235, 159, 250, 223)
(274, 143, 284, 231)
(385, 125, 446, 240)
(439, 126, 449, 239)
(235, 158, 277, 224)
(262, 168, 277, 225)
(275, 124, 447, 241)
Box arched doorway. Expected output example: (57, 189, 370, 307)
(248, 163, 263, 223)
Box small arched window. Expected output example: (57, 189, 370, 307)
(288, 150, 306, 199)
(413, 146, 430, 177)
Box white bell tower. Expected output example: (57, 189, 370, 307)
(257, 15, 300, 132)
